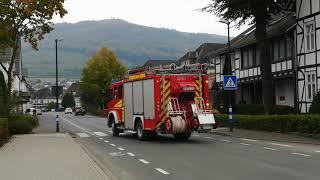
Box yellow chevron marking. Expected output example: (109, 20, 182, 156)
(114, 100, 123, 108)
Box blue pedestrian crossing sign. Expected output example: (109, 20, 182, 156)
(223, 75, 238, 90)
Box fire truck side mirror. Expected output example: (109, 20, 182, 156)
(170, 63, 177, 71)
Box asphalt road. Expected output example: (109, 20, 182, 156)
(39, 112, 320, 180)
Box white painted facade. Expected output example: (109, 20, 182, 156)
(296, 0, 320, 113)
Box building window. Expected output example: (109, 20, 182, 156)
(273, 41, 279, 61)
(305, 21, 315, 52)
(286, 38, 293, 58)
(272, 37, 293, 61)
(306, 71, 317, 101)
(230, 52, 235, 70)
(255, 48, 260, 66)
(279, 39, 285, 59)
(241, 47, 256, 69)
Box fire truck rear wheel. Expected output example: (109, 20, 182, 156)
(135, 120, 146, 140)
(173, 132, 191, 141)
(111, 120, 120, 136)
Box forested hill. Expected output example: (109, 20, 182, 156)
(22, 19, 226, 78)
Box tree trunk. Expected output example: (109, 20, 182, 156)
(254, 6, 275, 115)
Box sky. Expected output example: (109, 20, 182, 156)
(53, 0, 249, 37)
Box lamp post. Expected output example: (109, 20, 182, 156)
(219, 19, 233, 132)
(55, 37, 64, 133)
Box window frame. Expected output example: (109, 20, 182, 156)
(305, 71, 317, 101)
(304, 20, 316, 52)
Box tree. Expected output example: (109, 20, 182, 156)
(202, 0, 294, 114)
(48, 101, 56, 110)
(61, 93, 75, 108)
(81, 47, 127, 111)
(0, 0, 67, 113)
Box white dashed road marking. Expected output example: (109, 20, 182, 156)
(104, 140, 109, 143)
(292, 152, 311, 157)
(263, 147, 278, 151)
(220, 139, 231, 143)
(138, 159, 150, 164)
(155, 168, 170, 175)
(110, 144, 116, 147)
(240, 143, 251, 146)
(193, 134, 199, 137)
(127, 152, 135, 157)
(269, 143, 293, 148)
(77, 133, 90, 138)
(315, 150, 320, 153)
(94, 132, 108, 137)
(240, 138, 258, 142)
(99, 138, 103, 140)
(108, 130, 113, 133)
(205, 137, 215, 139)
(118, 147, 125, 151)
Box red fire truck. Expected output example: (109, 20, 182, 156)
(106, 64, 217, 140)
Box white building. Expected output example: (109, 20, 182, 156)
(211, 13, 296, 109)
(0, 39, 32, 113)
(296, 0, 320, 113)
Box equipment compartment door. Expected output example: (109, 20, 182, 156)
(143, 79, 155, 119)
(133, 81, 143, 115)
(124, 82, 134, 129)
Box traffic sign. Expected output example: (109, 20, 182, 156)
(223, 75, 237, 90)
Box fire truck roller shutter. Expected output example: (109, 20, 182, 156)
(143, 79, 155, 119)
(133, 81, 143, 115)
(124, 82, 134, 129)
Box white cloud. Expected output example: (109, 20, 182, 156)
(53, 0, 248, 36)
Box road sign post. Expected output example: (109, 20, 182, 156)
(223, 75, 237, 132)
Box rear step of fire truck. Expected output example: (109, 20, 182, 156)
(192, 97, 217, 133)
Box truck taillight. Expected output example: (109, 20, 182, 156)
(206, 103, 209, 107)
(205, 80, 209, 84)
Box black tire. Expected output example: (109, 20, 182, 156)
(173, 132, 191, 141)
(111, 120, 119, 136)
(136, 120, 146, 140)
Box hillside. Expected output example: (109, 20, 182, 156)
(22, 19, 227, 78)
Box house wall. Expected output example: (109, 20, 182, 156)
(275, 79, 295, 107)
(296, 0, 320, 113)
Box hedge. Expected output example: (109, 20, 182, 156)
(8, 115, 39, 135)
(0, 118, 9, 146)
(232, 104, 297, 115)
(215, 114, 320, 134)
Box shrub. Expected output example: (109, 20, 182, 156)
(232, 104, 296, 115)
(8, 115, 39, 135)
(9, 118, 33, 135)
(214, 114, 320, 134)
(0, 118, 9, 146)
(310, 91, 320, 114)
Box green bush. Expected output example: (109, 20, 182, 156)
(8, 115, 39, 135)
(214, 114, 320, 134)
(9, 118, 33, 135)
(310, 91, 320, 114)
(233, 104, 296, 115)
(0, 118, 9, 146)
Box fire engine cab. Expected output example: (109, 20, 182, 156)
(107, 63, 217, 140)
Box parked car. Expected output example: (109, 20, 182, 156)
(36, 109, 42, 115)
(65, 108, 73, 114)
(74, 107, 85, 116)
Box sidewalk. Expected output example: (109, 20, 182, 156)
(0, 134, 109, 180)
(211, 128, 320, 145)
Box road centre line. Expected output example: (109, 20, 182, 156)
(240, 143, 251, 146)
(99, 138, 103, 140)
(240, 138, 258, 142)
(204, 137, 215, 139)
(118, 147, 125, 151)
(263, 147, 278, 151)
(155, 168, 170, 175)
(315, 150, 320, 153)
(104, 140, 109, 143)
(127, 152, 135, 157)
(94, 132, 108, 137)
(110, 144, 116, 147)
(269, 143, 293, 148)
(138, 159, 150, 164)
(77, 132, 90, 138)
(292, 152, 311, 157)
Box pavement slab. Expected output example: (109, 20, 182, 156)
(0, 133, 109, 180)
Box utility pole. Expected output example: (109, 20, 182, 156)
(55, 37, 63, 133)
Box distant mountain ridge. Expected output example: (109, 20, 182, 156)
(22, 19, 227, 78)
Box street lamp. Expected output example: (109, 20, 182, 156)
(219, 19, 233, 132)
(55, 37, 63, 132)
